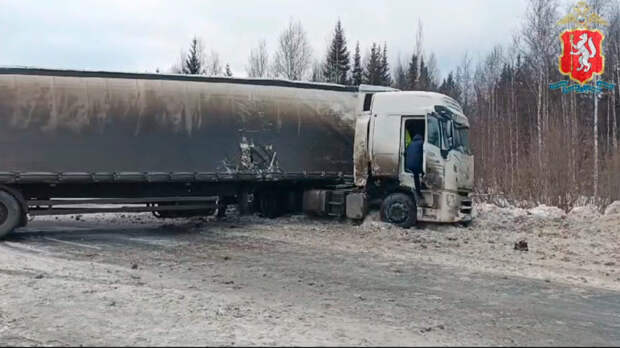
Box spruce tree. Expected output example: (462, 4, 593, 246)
(407, 53, 418, 90)
(225, 64, 233, 77)
(323, 20, 351, 84)
(363, 43, 383, 85)
(380, 43, 391, 86)
(393, 59, 407, 90)
(183, 36, 203, 75)
(352, 41, 363, 85)
(418, 55, 431, 91)
(438, 72, 461, 101)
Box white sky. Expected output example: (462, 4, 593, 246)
(0, 0, 529, 79)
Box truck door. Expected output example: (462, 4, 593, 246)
(398, 116, 425, 190)
(423, 114, 444, 189)
(369, 114, 401, 177)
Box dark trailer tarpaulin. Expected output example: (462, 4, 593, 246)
(0, 68, 361, 181)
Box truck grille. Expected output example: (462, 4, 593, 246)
(458, 191, 472, 215)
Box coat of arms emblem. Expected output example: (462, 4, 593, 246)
(559, 29, 604, 84)
(550, 1, 614, 94)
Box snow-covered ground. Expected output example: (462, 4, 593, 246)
(1, 201, 619, 345)
(31, 200, 620, 291)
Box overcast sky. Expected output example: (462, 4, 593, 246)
(0, 0, 529, 80)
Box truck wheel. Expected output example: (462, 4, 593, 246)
(458, 220, 472, 228)
(380, 193, 417, 228)
(0, 191, 22, 239)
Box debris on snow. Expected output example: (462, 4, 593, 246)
(514, 240, 529, 252)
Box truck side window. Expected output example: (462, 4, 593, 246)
(363, 93, 373, 111)
(440, 119, 452, 150)
(427, 116, 440, 147)
(456, 126, 471, 154)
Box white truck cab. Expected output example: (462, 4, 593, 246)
(354, 91, 474, 225)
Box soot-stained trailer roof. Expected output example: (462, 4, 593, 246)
(0, 67, 360, 93)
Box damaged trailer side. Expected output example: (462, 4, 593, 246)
(0, 68, 366, 235)
(0, 68, 360, 176)
(0, 67, 473, 238)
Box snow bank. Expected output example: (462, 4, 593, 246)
(527, 205, 565, 220)
(604, 201, 620, 216)
(569, 205, 601, 220)
(473, 203, 527, 220)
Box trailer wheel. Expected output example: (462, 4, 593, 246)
(380, 193, 417, 228)
(0, 191, 22, 239)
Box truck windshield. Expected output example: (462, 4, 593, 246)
(454, 126, 471, 154)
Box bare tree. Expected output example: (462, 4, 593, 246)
(310, 59, 326, 82)
(455, 51, 473, 112)
(246, 40, 270, 78)
(272, 19, 312, 80)
(170, 50, 187, 74)
(588, 0, 617, 198)
(205, 50, 222, 76)
(426, 52, 441, 89)
(519, 0, 560, 175)
(610, 1, 620, 151)
(447, 0, 620, 208)
(415, 18, 424, 77)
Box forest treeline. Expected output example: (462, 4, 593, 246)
(170, 0, 620, 209)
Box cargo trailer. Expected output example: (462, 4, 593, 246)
(0, 67, 473, 238)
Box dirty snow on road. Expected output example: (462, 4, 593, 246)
(0, 203, 619, 346)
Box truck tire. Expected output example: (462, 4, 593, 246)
(0, 191, 22, 239)
(380, 192, 417, 228)
(458, 219, 472, 228)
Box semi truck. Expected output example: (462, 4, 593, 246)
(0, 67, 473, 239)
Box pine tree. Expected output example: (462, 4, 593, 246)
(183, 36, 204, 75)
(323, 20, 351, 84)
(225, 64, 233, 77)
(352, 41, 363, 85)
(438, 72, 461, 101)
(407, 53, 418, 90)
(418, 55, 431, 91)
(363, 43, 383, 85)
(380, 43, 391, 86)
(393, 58, 407, 90)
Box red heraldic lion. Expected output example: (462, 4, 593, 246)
(559, 29, 605, 85)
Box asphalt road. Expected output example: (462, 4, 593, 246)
(0, 217, 619, 346)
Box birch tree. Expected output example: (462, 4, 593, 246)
(272, 19, 312, 81)
(246, 40, 270, 78)
(520, 0, 560, 172)
(205, 50, 222, 76)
